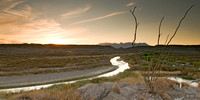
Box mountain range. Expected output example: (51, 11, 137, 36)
(99, 42, 149, 48)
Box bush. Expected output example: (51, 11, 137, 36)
(161, 66, 180, 71)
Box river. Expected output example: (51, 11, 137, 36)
(0, 56, 198, 93)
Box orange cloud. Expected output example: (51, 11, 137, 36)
(0, 18, 88, 44)
(0, 0, 88, 44)
(72, 11, 126, 25)
(126, 2, 135, 7)
(0, 0, 35, 28)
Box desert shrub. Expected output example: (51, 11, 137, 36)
(181, 68, 198, 76)
(153, 78, 178, 97)
(181, 82, 189, 87)
(129, 5, 195, 93)
(193, 61, 200, 68)
(161, 66, 180, 71)
(181, 76, 195, 80)
(112, 82, 121, 94)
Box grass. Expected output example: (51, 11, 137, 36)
(112, 82, 121, 94)
(0, 55, 112, 76)
(181, 76, 195, 80)
(121, 53, 200, 79)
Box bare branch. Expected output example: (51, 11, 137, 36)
(130, 7, 139, 47)
(157, 17, 164, 45)
(166, 4, 196, 45)
(164, 34, 170, 45)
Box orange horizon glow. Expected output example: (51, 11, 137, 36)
(42, 38, 69, 45)
(0, 0, 199, 46)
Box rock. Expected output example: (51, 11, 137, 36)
(182, 86, 200, 94)
(103, 92, 127, 100)
(78, 84, 105, 100)
(100, 82, 115, 97)
(77, 82, 200, 100)
(166, 90, 184, 99)
(118, 82, 130, 88)
(195, 93, 200, 99)
(101, 82, 114, 91)
(17, 95, 32, 100)
(135, 83, 147, 91)
(78, 83, 97, 95)
(120, 85, 138, 99)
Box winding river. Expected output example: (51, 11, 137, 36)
(0, 56, 129, 93)
(0, 56, 198, 93)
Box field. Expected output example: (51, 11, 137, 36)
(0, 44, 199, 77)
(121, 51, 200, 79)
(0, 44, 200, 99)
(0, 44, 127, 76)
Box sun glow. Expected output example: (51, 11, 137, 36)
(45, 38, 69, 45)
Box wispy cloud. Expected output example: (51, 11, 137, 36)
(0, 18, 88, 44)
(126, 2, 135, 7)
(61, 4, 91, 19)
(4, 5, 32, 17)
(0, 0, 88, 44)
(0, 0, 27, 11)
(72, 11, 126, 25)
(0, 0, 36, 28)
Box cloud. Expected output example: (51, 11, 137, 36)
(0, 0, 89, 44)
(4, 4, 32, 17)
(61, 4, 91, 19)
(0, 0, 36, 28)
(0, 0, 87, 44)
(0, 18, 88, 44)
(72, 11, 126, 25)
(126, 2, 135, 7)
(0, 0, 27, 11)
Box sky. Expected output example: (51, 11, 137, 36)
(0, 0, 199, 45)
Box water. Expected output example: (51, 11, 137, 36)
(0, 56, 198, 93)
(167, 77, 198, 88)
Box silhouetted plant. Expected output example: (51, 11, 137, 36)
(129, 5, 195, 93)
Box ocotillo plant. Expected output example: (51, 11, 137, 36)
(129, 5, 196, 93)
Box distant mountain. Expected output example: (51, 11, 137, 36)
(99, 42, 149, 48)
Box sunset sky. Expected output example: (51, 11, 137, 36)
(0, 0, 199, 45)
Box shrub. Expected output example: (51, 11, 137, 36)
(112, 82, 121, 94)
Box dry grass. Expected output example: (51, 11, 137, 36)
(181, 82, 189, 87)
(142, 71, 181, 77)
(160, 93, 171, 100)
(9, 86, 82, 100)
(198, 82, 200, 89)
(112, 82, 121, 94)
(0, 56, 111, 76)
(152, 78, 179, 98)
(119, 71, 144, 85)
